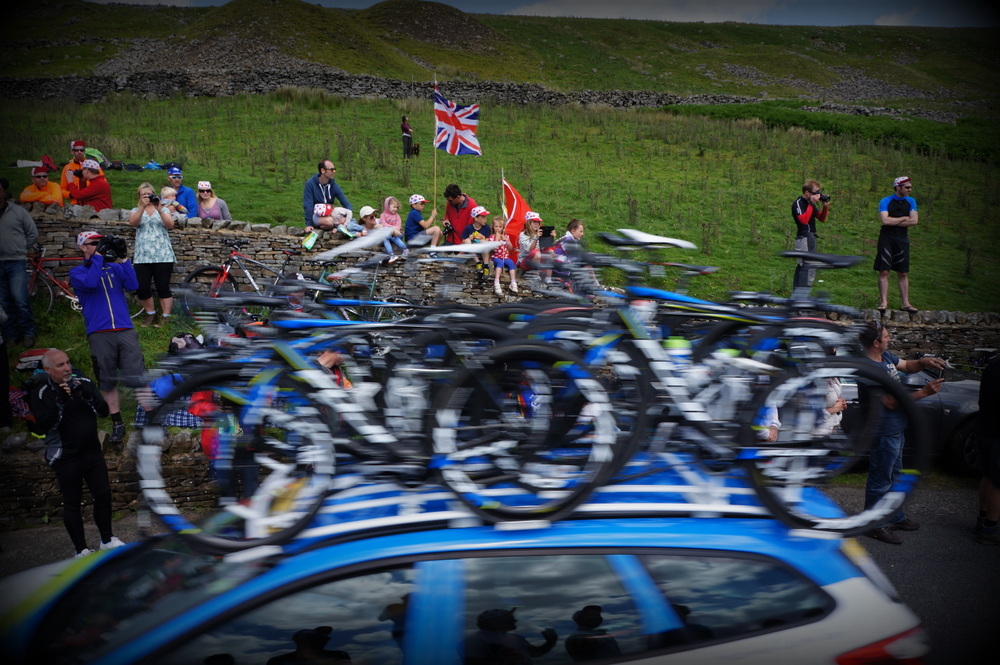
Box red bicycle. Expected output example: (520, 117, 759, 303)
(27, 244, 81, 314)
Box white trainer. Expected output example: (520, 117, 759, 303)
(73, 548, 94, 558)
(100, 536, 125, 550)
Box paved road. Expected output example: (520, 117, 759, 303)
(0, 484, 994, 664)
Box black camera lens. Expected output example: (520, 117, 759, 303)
(819, 194, 831, 202)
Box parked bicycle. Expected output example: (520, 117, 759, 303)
(27, 244, 81, 314)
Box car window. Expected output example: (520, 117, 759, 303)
(460, 553, 647, 664)
(29, 537, 265, 665)
(151, 565, 417, 665)
(641, 552, 832, 640)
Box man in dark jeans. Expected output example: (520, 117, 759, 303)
(28, 348, 125, 558)
(860, 320, 946, 544)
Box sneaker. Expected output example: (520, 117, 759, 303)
(73, 548, 94, 558)
(100, 536, 125, 550)
(866, 525, 903, 545)
(976, 527, 1000, 545)
(402, 249, 410, 258)
(140, 312, 156, 327)
(493, 283, 503, 296)
(891, 517, 920, 531)
(110, 422, 126, 444)
(509, 283, 519, 294)
(387, 254, 400, 264)
(22, 336, 36, 348)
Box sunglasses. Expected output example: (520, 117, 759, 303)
(71, 149, 86, 152)
(198, 189, 212, 193)
(32, 174, 48, 178)
(84, 241, 101, 246)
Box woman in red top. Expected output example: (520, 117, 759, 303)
(67, 160, 112, 212)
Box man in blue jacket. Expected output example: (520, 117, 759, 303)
(69, 231, 144, 445)
(303, 159, 351, 226)
(166, 167, 197, 218)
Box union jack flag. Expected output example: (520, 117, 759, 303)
(434, 86, 482, 156)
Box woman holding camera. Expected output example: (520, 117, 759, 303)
(128, 182, 175, 327)
(195, 181, 232, 222)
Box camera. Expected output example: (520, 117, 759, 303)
(72, 169, 83, 179)
(442, 220, 454, 234)
(819, 193, 831, 203)
(148, 194, 160, 206)
(96, 235, 128, 261)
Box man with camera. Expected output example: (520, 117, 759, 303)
(28, 348, 125, 558)
(69, 231, 143, 445)
(67, 159, 113, 212)
(791, 179, 830, 289)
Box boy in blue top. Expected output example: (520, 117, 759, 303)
(403, 194, 442, 246)
(875, 176, 920, 314)
(69, 231, 144, 445)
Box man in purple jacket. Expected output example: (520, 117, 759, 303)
(69, 231, 144, 445)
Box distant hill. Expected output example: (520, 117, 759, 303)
(2, 0, 997, 113)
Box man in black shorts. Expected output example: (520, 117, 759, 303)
(875, 176, 920, 314)
(69, 231, 144, 445)
(974, 356, 1000, 545)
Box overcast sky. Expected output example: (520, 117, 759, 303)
(88, 0, 1000, 27)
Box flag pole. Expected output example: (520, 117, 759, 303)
(433, 76, 438, 218)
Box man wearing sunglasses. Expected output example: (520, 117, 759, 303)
(875, 176, 920, 314)
(791, 179, 830, 289)
(59, 140, 103, 205)
(69, 231, 142, 446)
(166, 167, 197, 218)
(19, 167, 63, 208)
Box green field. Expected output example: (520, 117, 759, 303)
(2, 89, 997, 313)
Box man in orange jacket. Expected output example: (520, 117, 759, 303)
(68, 160, 113, 212)
(19, 167, 63, 207)
(60, 140, 103, 204)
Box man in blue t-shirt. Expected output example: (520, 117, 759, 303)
(875, 176, 920, 314)
(166, 168, 197, 219)
(860, 320, 945, 545)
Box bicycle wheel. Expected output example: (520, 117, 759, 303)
(738, 358, 930, 535)
(28, 272, 54, 315)
(181, 266, 239, 315)
(139, 367, 336, 551)
(431, 341, 617, 522)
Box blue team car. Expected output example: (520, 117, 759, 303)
(0, 463, 929, 665)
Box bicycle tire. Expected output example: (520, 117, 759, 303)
(139, 367, 336, 551)
(28, 272, 55, 315)
(181, 266, 239, 316)
(430, 341, 617, 522)
(738, 357, 930, 535)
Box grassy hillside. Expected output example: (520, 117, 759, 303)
(2, 90, 997, 314)
(2, 0, 998, 111)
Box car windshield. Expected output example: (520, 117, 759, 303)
(30, 535, 270, 665)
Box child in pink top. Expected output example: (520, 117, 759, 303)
(488, 216, 518, 296)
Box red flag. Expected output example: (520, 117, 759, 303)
(503, 179, 529, 256)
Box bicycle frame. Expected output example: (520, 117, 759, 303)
(214, 251, 287, 295)
(28, 248, 82, 311)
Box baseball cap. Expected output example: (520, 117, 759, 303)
(197, 181, 212, 191)
(167, 167, 183, 177)
(409, 194, 427, 205)
(893, 176, 911, 187)
(31, 167, 49, 177)
(313, 203, 333, 217)
(359, 205, 377, 218)
(81, 159, 100, 171)
(77, 231, 104, 247)
(525, 211, 543, 223)
(70, 140, 86, 150)
(470, 206, 490, 218)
